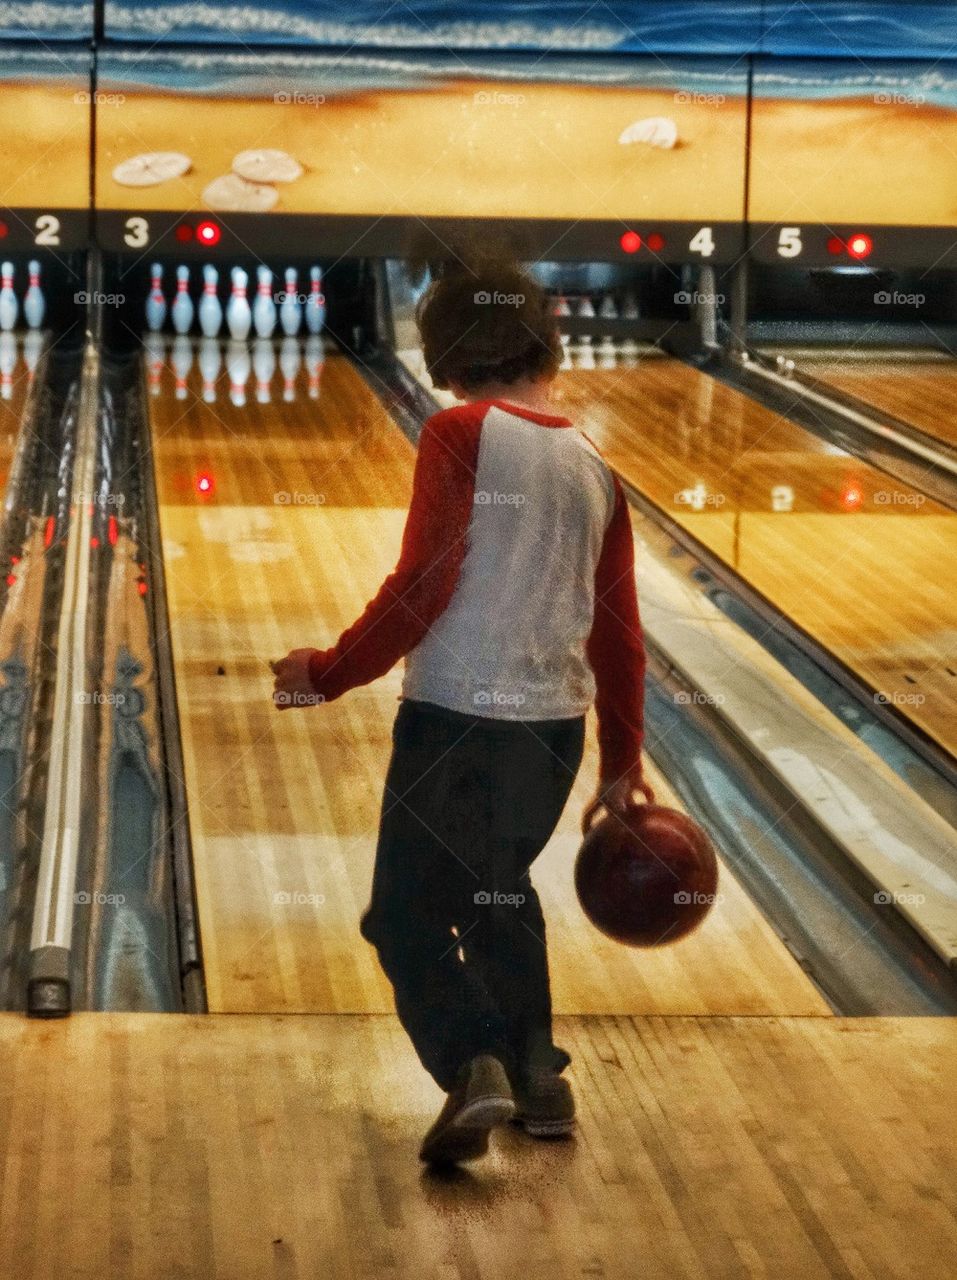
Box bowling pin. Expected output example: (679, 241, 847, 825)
(305, 267, 325, 336)
(559, 335, 573, 371)
(304, 334, 324, 400)
(573, 341, 596, 370)
(171, 335, 193, 400)
(621, 290, 640, 320)
(23, 329, 42, 382)
(226, 268, 252, 341)
(253, 337, 275, 403)
(597, 335, 617, 369)
(279, 268, 301, 336)
(144, 331, 166, 396)
(0, 263, 17, 332)
(253, 266, 277, 339)
(198, 265, 223, 338)
(0, 331, 16, 398)
(23, 260, 45, 330)
(576, 295, 594, 353)
(146, 263, 166, 333)
(279, 336, 300, 402)
(226, 338, 250, 407)
(598, 293, 618, 321)
(171, 265, 194, 335)
(198, 336, 221, 403)
(620, 338, 640, 368)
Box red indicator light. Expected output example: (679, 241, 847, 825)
(620, 231, 641, 254)
(138, 581, 148, 597)
(5, 574, 15, 587)
(195, 471, 215, 497)
(175, 223, 194, 243)
(90, 536, 99, 549)
(848, 233, 872, 259)
(10, 555, 19, 564)
(108, 515, 118, 546)
(196, 220, 221, 246)
(44, 515, 55, 548)
(827, 236, 844, 255)
(0, 222, 8, 239)
(647, 232, 665, 252)
(842, 484, 863, 510)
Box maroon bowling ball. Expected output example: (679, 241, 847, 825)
(575, 803, 719, 947)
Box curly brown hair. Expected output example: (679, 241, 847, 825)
(416, 255, 561, 392)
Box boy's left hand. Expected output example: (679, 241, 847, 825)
(271, 649, 321, 710)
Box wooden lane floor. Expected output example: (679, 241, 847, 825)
(1, 1011, 954, 1279)
(555, 357, 957, 759)
(782, 352, 957, 451)
(146, 341, 828, 1017)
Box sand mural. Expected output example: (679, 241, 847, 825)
(95, 61, 749, 222)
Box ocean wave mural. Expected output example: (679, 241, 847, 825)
(100, 0, 956, 58)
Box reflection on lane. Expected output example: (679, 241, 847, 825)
(781, 350, 957, 451)
(556, 356, 957, 758)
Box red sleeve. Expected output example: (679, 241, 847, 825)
(307, 405, 484, 701)
(585, 475, 647, 785)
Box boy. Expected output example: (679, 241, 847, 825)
(272, 257, 649, 1166)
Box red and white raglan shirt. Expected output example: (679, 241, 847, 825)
(307, 399, 647, 784)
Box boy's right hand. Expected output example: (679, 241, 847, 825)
(582, 772, 655, 833)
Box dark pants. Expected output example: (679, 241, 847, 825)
(361, 698, 586, 1092)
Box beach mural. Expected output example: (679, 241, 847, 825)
(0, 4, 91, 40)
(103, 1, 764, 53)
(95, 51, 749, 258)
(748, 58, 957, 264)
(0, 46, 91, 248)
(101, 1, 955, 58)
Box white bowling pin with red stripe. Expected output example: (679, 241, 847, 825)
(0, 263, 17, 332)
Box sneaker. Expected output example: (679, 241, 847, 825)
(511, 1071, 576, 1138)
(419, 1054, 516, 1166)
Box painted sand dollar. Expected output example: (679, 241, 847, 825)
(618, 117, 678, 149)
(232, 149, 303, 184)
(202, 173, 279, 212)
(112, 151, 192, 186)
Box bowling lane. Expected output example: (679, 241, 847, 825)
(146, 338, 829, 1017)
(555, 355, 957, 760)
(779, 351, 957, 450)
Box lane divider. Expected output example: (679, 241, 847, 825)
(27, 340, 99, 1017)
